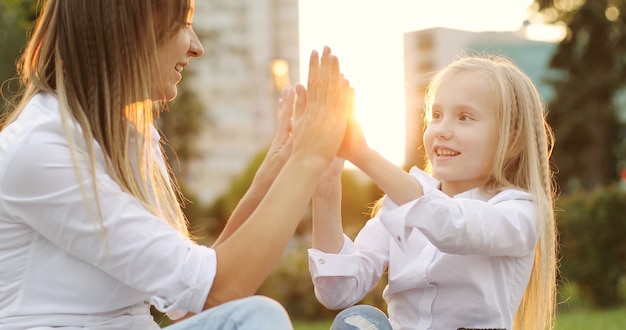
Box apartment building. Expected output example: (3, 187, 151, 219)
(182, 0, 300, 204)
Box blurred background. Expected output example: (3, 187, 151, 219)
(1, 0, 625, 328)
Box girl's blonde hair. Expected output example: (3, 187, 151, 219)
(422, 55, 557, 330)
(3, 0, 194, 236)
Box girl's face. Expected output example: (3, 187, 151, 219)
(423, 70, 499, 196)
(153, 6, 204, 101)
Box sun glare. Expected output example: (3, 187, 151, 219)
(298, 0, 542, 167)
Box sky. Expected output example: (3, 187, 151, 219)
(298, 0, 562, 166)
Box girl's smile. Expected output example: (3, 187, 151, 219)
(424, 70, 499, 196)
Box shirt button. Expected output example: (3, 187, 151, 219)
(318, 258, 326, 264)
(396, 235, 402, 242)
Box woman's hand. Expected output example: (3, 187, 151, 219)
(290, 46, 350, 171)
(254, 87, 296, 180)
(291, 65, 346, 194)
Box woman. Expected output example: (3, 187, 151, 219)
(0, 0, 351, 329)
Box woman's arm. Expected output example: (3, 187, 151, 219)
(212, 87, 297, 247)
(204, 46, 351, 308)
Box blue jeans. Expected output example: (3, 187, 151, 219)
(163, 295, 292, 330)
(331, 305, 392, 330)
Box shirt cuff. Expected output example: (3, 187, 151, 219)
(308, 235, 360, 277)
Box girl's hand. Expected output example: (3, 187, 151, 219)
(336, 81, 368, 164)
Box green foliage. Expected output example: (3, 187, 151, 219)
(204, 149, 268, 236)
(0, 0, 40, 114)
(556, 185, 626, 307)
(159, 76, 210, 179)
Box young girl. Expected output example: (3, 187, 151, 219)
(0, 0, 351, 329)
(309, 55, 558, 330)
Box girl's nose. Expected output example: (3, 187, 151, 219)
(433, 119, 452, 139)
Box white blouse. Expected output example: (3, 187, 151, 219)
(309, 167, 538, 330)
(0, 93, 216, 329)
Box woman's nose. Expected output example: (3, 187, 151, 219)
(189, 32, 204, 58)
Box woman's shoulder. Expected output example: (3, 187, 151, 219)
(9, 94, 65, 137)
(1, 92, 64, 137)
(0, 93, 75, 172)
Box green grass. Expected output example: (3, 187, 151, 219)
(555, 307, 626, 330)
(293, 307, 626, 330)
(293, 319, 331, 330)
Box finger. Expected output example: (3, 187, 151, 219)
(337, 80, 355, 156)
(346, 85, 365, 139)
(294, 83, 307, 122)
(327, 55, 341, 111)
(315, 46, 332, 108)
(276, 87, 296, 141)
(306, 49, 320, 104)
(338, 78, 354, 117)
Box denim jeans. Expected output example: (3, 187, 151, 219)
(163, 295, 293, 330)
(331, 305, 392, 330)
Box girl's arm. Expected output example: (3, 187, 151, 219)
(311, 157, 345, 253)
(339, 109, 423, 205)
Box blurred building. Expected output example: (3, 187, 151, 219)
(184, 0, 299, 204)
(403, 27, 556, 169)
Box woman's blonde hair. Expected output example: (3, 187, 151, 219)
(422, 55, 558, 330)
(3, 0, 194, 236)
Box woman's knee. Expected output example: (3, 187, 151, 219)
(241, 295, 289, 317)
(236, 295, 292, 329)
(331, 305, 392, 330)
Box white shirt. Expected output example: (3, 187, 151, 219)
(309, 167, 538, 330)
(0, 93, 216, 329)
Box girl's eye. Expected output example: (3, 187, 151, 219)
(459, 114, 473, 121)
(431, 112, 442, 120)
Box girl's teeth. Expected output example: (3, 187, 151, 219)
(437, 149, 458, 156)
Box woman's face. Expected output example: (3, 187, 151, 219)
(423, 70, 500, 196)
(152, 5, 204, 101)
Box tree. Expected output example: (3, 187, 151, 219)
(158, 75, 210, 180)
(0, 0, 39, 114)
(533, 0, 626, 192)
